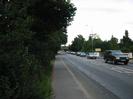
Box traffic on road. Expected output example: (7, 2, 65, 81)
(54, 51, 133, 99)
(66, 50, 133, 65)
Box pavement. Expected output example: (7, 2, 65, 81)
(52, 56, 89, 99)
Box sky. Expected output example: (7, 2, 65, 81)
(67, 0, 133, 45)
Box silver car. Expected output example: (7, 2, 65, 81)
(87, 52, 98, 59)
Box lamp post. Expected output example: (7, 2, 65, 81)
(90, 33, 96, 52)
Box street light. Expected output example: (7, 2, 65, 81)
(90, 33, 97, 52)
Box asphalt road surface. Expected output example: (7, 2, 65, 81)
(54, 54, 133, 99)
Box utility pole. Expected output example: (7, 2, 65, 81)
(90, 33, 96, 52)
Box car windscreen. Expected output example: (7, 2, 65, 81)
(89, 53, 95, 55)
(111, 50, 123, 55)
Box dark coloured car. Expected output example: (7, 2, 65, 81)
(104, 50, 129, 65)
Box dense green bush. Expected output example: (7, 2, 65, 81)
(0, 0, 76, 99)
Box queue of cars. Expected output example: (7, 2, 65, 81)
(67, 50, 130, 65)
(67, 51, 99, 59)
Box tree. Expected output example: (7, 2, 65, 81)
(108, 35, 119, 50)
(0, 0, 76, 99)
(120, 30, 133, 52)
(93, 37, 103, 50)
(81, 36, 92, 52)
(82, 35, 103, 52)
(69, 35, 85, 52)
(100, 40, 109, 51)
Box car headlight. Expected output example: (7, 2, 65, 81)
(126, 57, 129, 59)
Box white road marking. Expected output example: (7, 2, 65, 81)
(111, 67, 133, 74)
(67, 54, 133, 74)
(62, 59, 91, 99)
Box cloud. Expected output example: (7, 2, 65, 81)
(126, 22, 133, 25)
(79, 7, 123, 14)
(67, 0, 133, 45)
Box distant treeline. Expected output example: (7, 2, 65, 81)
(69, 30, 133, 52)
(0, 0, 76, 99)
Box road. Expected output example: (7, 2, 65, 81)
(54, 54, 133, 99)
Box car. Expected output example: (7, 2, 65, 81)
(104, 50, 129, 65)
(70, 51, 76, 55)
(79, 52, 86, 57)
(87, 52, 97, 59)
(76, 52, 81, 56)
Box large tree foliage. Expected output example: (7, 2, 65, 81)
(69, 35, 85, 52)
(69, 35, 97, 52)
(69, 31, 133, 52)
(108, 35, 119, 50)
(120, 30, 133, 52)
(0, 0, 76, 99)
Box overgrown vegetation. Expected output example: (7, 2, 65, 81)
(0, 0, 76, 99)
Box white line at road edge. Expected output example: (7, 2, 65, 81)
(62, 59, 91, 99)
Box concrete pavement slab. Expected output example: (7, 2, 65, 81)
(52, 56, 89, 99)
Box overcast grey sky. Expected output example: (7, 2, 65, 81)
(67, 0, 133, 45)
